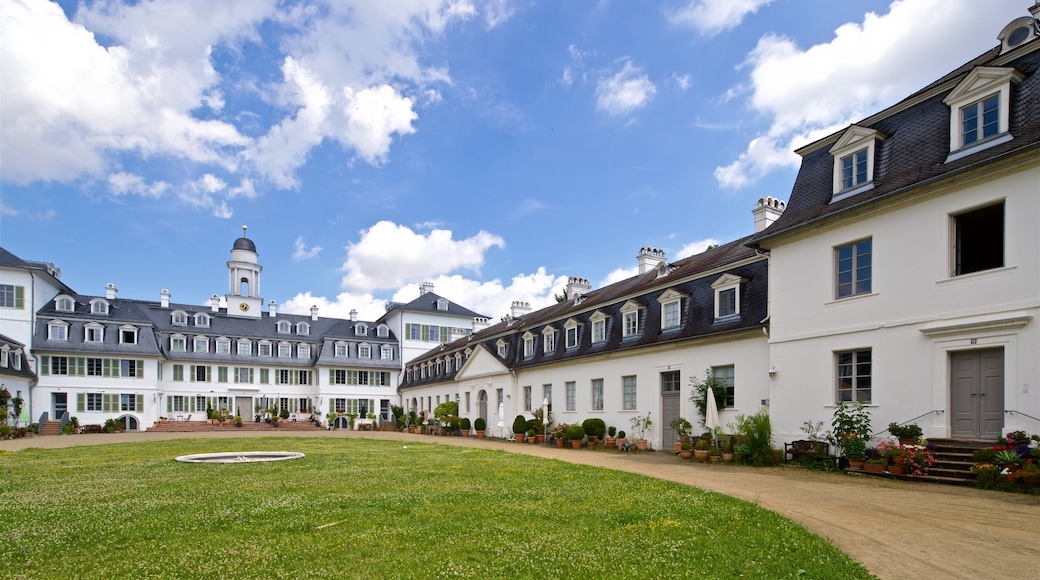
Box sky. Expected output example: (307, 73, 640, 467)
(0, 0, 1029, 323)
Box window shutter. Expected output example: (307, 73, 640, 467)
(136, 394, 144, 412)
(233, 368, 239, 383)
(328, 369, 333, 384)
(135, 360, 144, 378)
(440, 326, 449, 343)
(14, 286, 24, 309)
(248, 369, 254, 383)
(76, 392, 85, 412)
(103, 394, 114, 413)
(205, 366, 211, 383)
(71, 357, 83, 376)
(328, 400, 334, 414)
(190, 365, 196, 382)
(421, 325, 429, 340)
(167, 396, 173, 413)
(103, 358, 114, 377)
(41, 355, 50, 375)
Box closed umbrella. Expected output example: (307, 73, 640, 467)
(541, 398, 549, 445)
(705, 388, 720, 445)
(497, 401, 505, 438)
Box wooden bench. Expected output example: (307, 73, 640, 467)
(784, 440, 830, 464)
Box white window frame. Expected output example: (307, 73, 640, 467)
(620, 301, 643, 338)
(55, 295, 75, 312)
(277, 320, 292, 334)
(194, 336, 209, 353)
(355, 324, 368, 336)
(589, 311, 607, 344)
(84, 323, 105, 343)
(278, 342, 292, 358)
(237, 340, 251, 356)
(658, 289, 686, 330)
(358, 344, 371, 359)
(542, 327, 557, 353)
(566, 381, 576, 412)
(335, 342, 348, 358)
(171, 334, 186, 352)
(942, 66, 1021, 163)
(622, 375, 637, 411)
(119, 325, 138, 345)
(377, 324, 389, 338)
(171, 311, 188, 326)
(258, 341, 272, 357)
(298, 344, 311, 359)
(522, 332, 535, 358)
(563, 318, 580, 349)
(836, 349, 872, 404)
(194, 313, 210, 328)
(835, 239, 872, 299)
(297, 322, 310, 336)
(48, 320, 69, 341)
(90, 299, 109, 315)
(829, 125, 881, 201)
(710, 273, 746, 320)
(215, 338, 231, 354)
(496, 340, 508, 357)
(381, 346, 393, 360)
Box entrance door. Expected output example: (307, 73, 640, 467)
(478, 391, 488, 426)
(950, 348, 1004, 439)
(52, 393, 68, 420)
(661, 371, 681, 445)
(235, 397, 252, 420)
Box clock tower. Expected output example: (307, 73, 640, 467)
(226, 226, 263, 318)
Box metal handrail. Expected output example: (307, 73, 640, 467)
(1005, 409, 1040, 424)
(873, 409, 945, 437)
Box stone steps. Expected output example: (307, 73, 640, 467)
(37, 421, 62, 436)
(849, 438, 994, 486)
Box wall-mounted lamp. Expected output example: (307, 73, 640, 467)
(768, 366, 776, 378)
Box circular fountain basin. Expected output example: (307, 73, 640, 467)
(175, 451, 305, 463)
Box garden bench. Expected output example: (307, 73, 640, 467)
(784, 440, 829, 464)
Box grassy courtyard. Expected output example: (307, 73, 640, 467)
(0, 439, 870, 578)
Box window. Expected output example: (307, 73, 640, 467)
(464, 391, 470, 413)
(55, 296, 74, 312)
(297, 322, 310, 335)
(120, 394, 139, 412)
(437, 298, 448, 311)
(663, 301, 680, 329)
(381, 346, 393, 360)
(298, 344, 311, 359)
(85, 357, 101, 376)
(960, 95, 999, 146)
(277, 321, 291, 333)
(237, 340, 251, 356)
(259, 368, 269, 384)
(119, 359, 140, 377)
(497, 340, 508, 357)
(523, 333, 534, 358)
(719, 288, 737, 317)
(236, 367, 251, 383)
(661, 370, 680, 393)
(591, 318, 606, 344)
(172, 311, 188, 325)
(836, 349, 872, 403)
(565, 324, 578, 349)
(298, 370, 310, 385)
(90, 299, 109, 315)
(943, 66, 1020, 161)
(171, 335, 186, 352)
(86, 393, 102, 412)
(299, 398, 309, 413)
(523, 386, 531, 412)
(953, 202, 1003, 276)
(194, 337, 209, 353)
(172, 364, 184, 381)
(333, 398, 347, 414)
(358, 345, 371, 359)
(407, 324, 421, 340)
(85, 324, 104, 343)
(659, 289, 685, 330)
(258, 342, 272, 357)
(621, 302, 642, 338)
(194, 313, 209, 327)
(120, 327, 138, 345)
(543, 384, 552, 411)
(622, 376, 637, 410)
(712, 366, 735, 408)
(377, 325, 389, 338)
(277, 369, 291, 385)
(840, 149, 868, 190)
(332, 369, 347, 385)
(216, 339, 230, 354)
(356, 324, 368, 336)
(566, 381, 576, 411)
(543, 329, 557, 353)
(0, 284, 25, 309)
(836, 239, 872, 298)
(194, 365, 209, 382)
(592, 379, 604, 410)
(50, 356, 69, 375)
(217, 366, 228, 383)
(48, 321, 68, 341)
(278, 343, 292, 358)
(333, 343, 347, 358)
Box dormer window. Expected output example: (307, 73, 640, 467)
(830, 125, 881, 201)
(84, 323, 104, 343)
(55, 295, 75, 312)
(355, 324, 368, 336)
(522, 332, 535, 358)
(90, 299, 109, 315)
(237, 339, 251, 356)
(358, 344, 371, 359)
(377, 324, 389, 338)
(589, 311, 607, 344)
(48, 320, 68, 341)
(297, 322, 310, 336)
(436, 298, 448, 311)
(998, 16, 1038, 54)
(171, 334, 186, 352)
(564, 318, 580, 349)
(335, 342, 348, 358)
(171, 311, 188, 326)
(216, 337, 231, 354)
(119, 325, 138, 345)
(943, 66, 1022, 163)
(542, 327, 557, 353)
(497, 339, 508, 357)
(381, 346, 393, 360)
(298, 344, 311, 359)
(277, 320, 292, 334)
(258, 341, 272, 357)
(11, 349, 21, 370)
(620, 301, 644, 338)
(658, 289, 687, 330)
(278, 342, 292, 358)
(194, 336, 209, 353)
(194, 313, 210, 327)
(711, 273, 748, 320)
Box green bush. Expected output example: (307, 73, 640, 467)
(582, 418, 606, 440)
(460, 417, 471, 430)
(607, 426, 617, 438)
(279, 409, 290, 420)
(617, 430, 626, 439)
(733, 410, 775, 466)
(474, 417, 486, 431)
(972, 448, 996, 463)
(512, 415, 528, 435)
(564, 424, 586, 441)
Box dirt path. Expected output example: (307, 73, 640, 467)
(4, 430, 1038, 579)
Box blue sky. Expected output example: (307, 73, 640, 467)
(0, 0, 1028, 321)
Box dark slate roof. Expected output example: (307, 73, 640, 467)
(0, 247, 31, 269)
(233, 237, 257, 252)
(750, 40, 1040, 248)
(400, 236, 767, 390)
(0, 247, 75, 294)
(379, 291, 486, 320)
(0, 333, 36, 381)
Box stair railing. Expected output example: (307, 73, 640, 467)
(58, 412, 69, 434)
(1005, 409, 1040, 425)
(37, 412, 49, 427)
(873, 409, 945, 437)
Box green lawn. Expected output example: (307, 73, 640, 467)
(0, 439, 871, 578)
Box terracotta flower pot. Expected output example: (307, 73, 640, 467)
(515, 433, 525, 443)
(570, 439, 583, 449)
(475, 430, 485, 439)
(605, 437, 616, 449)
(694, 450, 710, 462)
(556, 438, 565, 448)
(848, 458, 865, 470)
(636, 439, 648, 451)
(679, 450, 693, 460)
(888, 463, 904, 474)
(674, 441, 683, 452)
(864, 462, 886, 472)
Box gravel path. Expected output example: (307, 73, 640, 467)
(4, 430, 1038, 579)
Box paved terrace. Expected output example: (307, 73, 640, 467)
(3, 430, 1037, 579)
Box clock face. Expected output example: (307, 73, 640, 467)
(239, 303, 249, 312)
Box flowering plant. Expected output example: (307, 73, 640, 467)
(841, 433, 867, 460)
(829, 402, 871, 459)
(548, 423, 570, 439)
(887, 422, 923, 441)
(897, 444, 935, 476)
(1001, 430, 1038, 447)
(875, 440, 900, 462)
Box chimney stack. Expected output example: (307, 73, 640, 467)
(637, 247, 666, 274)
(210, 294, 220, 312)
(419, 282, 434, 296)
(105, 283, 118, 299)
(565, 277, 591, 301)
(160, 289, 171, 308)
(472, 317, 491, 333)
(510, 301, 531, 318)
(269, 300, 277, 317)
(350, 309, 358, 322)
(310, 305, 319, 321)
(752, 196, 786, 233)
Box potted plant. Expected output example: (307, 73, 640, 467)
(474, 417, 486, 438)
(630, 413, 652, 450)
(694, 438, 711, 462)
(234, 415, 243, 427)
(615, 430, 628, 450)
(863, 447, 887, 472)
(670, 417, 692, 451)
(829, 402, 871, 469)
(605, 426, 617, 449)
(679, 441, 694, 460)
(460, 417, 471, 437)
(512, 415, 528, 443)
(888, 422, 923, 445)
(565, 424, 585, 449)
(719, 435, 735, 463)
(526, 428, 537, 443)
(549, 423, 569, 447)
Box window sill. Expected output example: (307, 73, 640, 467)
(712, 314, 741, 324)
(830, 181, 875, 204)
(824, 403, 877, 409)
(945, 132, 1013, 163)
(937, 265, 1017, 286)
(825, 292, 878, 306)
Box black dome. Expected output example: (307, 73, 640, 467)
(233, 237, 256, 252)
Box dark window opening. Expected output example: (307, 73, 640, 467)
(955, 202, 1003, 275)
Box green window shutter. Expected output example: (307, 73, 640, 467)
(328, 369, 333, 384)
(329, 400, 334, 414)
(102, 394, 113, 413)
(260, 368, 268, 384)
(205, 366, 211, 383)
(14, 286, 24, 309)
(103, 358, 113, 377)
(41, 355, 49, 375)
(136, 394, 144, 412)
(248, 368, 254, 383)
(440, 326, 449, 343)
(421, 325, 429, 341)
(136, 360, 144, 378)
(71, 357, 83, 376)
(156, 361, 162, 381)
(218, 366, 227, 383)
(189, 396, 195, 412)
(167, 396, 173, 413)
(233, 368, 239, 383)
(76, 392, 85, 412)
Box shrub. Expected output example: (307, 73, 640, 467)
(527, 418, 542, 434)
(607, 426, 617, 438)
(888, 422, 923, 440)
(582, 418, 606, 440)
(460, 417, 471, 430)
(617, 430, 626, 439)
(474, 417, 486, 431)
(829, 402, 871, 458)
(733, 410, 775, 466)
(695, 438, 711, 451)
(512, 415, 528, 435)
(972, 448, 996, 463)
(689, 369, 727, 429)
(564, 424, 586, 441)
(279, 409, 290, 420)
(670, 417, 693, 438)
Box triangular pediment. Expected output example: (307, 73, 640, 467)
(943, 66, 1023, 106)
(710, 273, 747, 289)
(829, 125, 883, 154)
(659, 288, 688, 302)
(619, 300, 644, 313)
(457, 344, 510, 379)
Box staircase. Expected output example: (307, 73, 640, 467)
(851, 438, 992, 487)
(37, 421, 63, 436)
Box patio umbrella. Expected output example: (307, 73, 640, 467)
(541, 398, 549, 445)
(705, 388, 720, 444)
(19, 406, 30, 427)
(497, 401, 505, 437)
(423, 409, 429, 425)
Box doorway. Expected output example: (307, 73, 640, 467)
(52, 393, 68, 420)
(950, 348, 1004, 439)
(235, 397, 253, 420)
(478, 390, 488, 426)
(661, 371, 681, 445)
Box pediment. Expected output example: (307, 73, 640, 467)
(829, 125, 884, 154)
(943, 66, 1023, 106)
(710, 273, 748, 290)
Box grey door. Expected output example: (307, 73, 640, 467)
(478, 390, 488, 425)
(950, 348, 1004, 439)
(661, 370, 681, 444)
(235, 397, 252, 420)
(52, 393, 67, 420)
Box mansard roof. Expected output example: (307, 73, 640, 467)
(751, 37, 1040, 248)
(380, 291, 486, 319)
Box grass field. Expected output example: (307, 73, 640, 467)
(0, 438, 871, 578)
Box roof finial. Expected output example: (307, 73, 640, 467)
(242, 225, 248, 234)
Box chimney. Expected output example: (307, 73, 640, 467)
(210, 294, 220, 312)
(105, 283, 118, 299)
(160, 289, 171, 308)
(565, 277, 591, 301)
(1031, 1, 1040, 19)
(310, 305, 319, 321)
(752, 196, 786, 233)
(419, 282, 434, 296)
(269, 300, 277, 317)
(510, 301, 531, 318)
(637, 247, 666, 274)
(350, 309, 358, 322)
(472, 317, 490, 333)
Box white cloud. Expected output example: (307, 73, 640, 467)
(481, 0, 516, 29)
(293, 237, 323, 260)
(672, 73, 692, 91)
(107, 172, 170, 198)
(601, 266, 638, 287)
(667, 0, 773, 37)
(596, 59, 657, 117)
(675, 238, 720, 259)
(281, 290, 386, 322)
(337, 84, 418, 165)
(717, 0, 1024, 188)
(340, 221, 505, 293)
